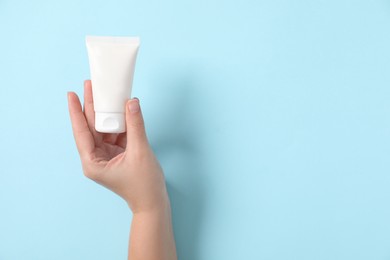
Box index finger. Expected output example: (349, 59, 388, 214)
(68, 91, 95, 160)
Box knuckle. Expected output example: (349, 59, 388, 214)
(130, 119, 144, 129)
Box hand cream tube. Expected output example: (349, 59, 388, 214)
(86, 35, 140, 133)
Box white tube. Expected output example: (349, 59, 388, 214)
(86, 35, 140, 133)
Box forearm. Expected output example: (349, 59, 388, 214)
(128, 201, 177, 260)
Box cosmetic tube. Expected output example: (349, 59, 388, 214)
(86, 35, 140, 133)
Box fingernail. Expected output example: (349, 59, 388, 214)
(128, 98, 140, 114)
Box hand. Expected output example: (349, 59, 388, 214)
(67, 80, 169, 213)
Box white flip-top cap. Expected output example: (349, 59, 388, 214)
(95, 112, 126, 133)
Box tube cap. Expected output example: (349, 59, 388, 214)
(95, 112, 126, 133)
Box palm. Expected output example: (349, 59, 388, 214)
(92, 133, 127, 162)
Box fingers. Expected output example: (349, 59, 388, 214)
(125, 98, 148, 152)
(68, 92, 95, 160)
(103, 133, 118, 145)
(83, 80, 102, 143)
(115, 132, 127, 149)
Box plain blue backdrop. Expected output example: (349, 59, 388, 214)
(1, 0, 390, 259)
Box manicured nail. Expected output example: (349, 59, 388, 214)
(128, 98, 140, 114)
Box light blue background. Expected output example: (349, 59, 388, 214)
(1, 0, 390, 259)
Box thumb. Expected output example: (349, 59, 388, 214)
(125, 98, 148, 150)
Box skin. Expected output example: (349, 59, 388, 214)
(67, 80, 177, 260)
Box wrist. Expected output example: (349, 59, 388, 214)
(132, 200, 172, 221)
(128, 191, 171, 215)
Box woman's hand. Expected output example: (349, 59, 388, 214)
(68, 80, 177, 260)
(67, 80, 168, 213)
